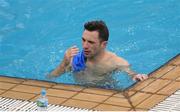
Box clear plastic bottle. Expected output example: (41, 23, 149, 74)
(36, 88, 48, 111)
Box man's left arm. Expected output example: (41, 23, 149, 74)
(114, 56, 148, 81)
(121, 65, 148, 81)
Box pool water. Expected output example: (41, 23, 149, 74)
(0, 0, 180, 90)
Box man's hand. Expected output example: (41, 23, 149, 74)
(64, 45, 79, 65)
(132, 74, 148, 81)
(46, 73, 56, 80)
(46, 45, 79, 79)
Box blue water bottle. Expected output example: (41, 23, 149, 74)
(36, 88, 48, 111)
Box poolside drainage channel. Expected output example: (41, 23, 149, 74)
(0, 97, 93, 111)
(150, 89, 180, 111)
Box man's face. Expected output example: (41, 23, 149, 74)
(82, 30, 106, 58)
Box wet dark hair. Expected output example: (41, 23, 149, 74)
(84, 20, 109, 41)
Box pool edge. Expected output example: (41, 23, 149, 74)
(0, 54, 179, 111)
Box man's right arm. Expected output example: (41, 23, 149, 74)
(47, 57, 71, 78)
(47, 46, 79, 79)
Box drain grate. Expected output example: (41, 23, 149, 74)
(150, 89, 180, 111)
(0, 97, 93, 111)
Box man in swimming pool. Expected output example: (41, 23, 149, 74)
(47, 20, 148, 86)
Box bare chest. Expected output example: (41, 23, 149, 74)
(85, 59, 116, 75)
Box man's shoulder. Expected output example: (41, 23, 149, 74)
(106, 51, 129, 66)
(105, 51, 116, 57)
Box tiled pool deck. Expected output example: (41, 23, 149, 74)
(0, 54, 179, 111)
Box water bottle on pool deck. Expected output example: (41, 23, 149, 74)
(36, 88, 48, 111)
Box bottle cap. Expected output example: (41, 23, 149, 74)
(41, 88, 46, 96)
